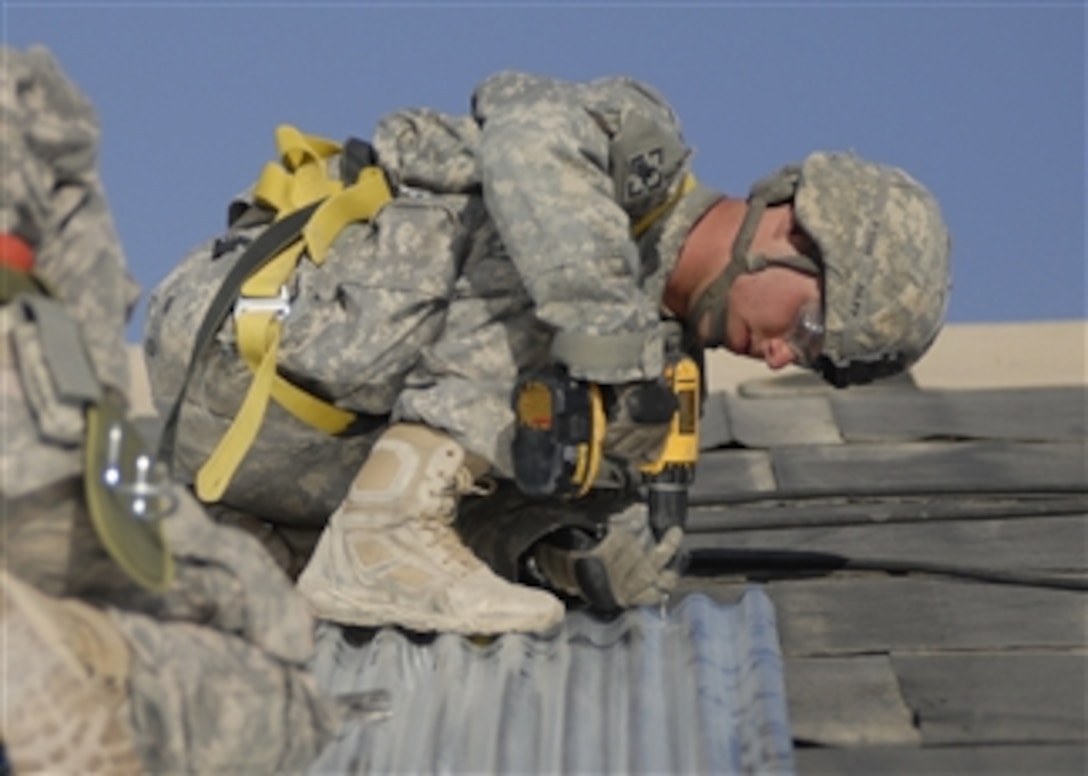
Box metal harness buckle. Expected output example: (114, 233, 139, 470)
(233, 285, 291, 321)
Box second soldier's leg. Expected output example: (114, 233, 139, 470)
(0, 568, 145, 775)
(0, 568, 341, 775)
(113, 607, 341, 775)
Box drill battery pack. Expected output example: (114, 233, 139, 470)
(512, 369, 604, 499)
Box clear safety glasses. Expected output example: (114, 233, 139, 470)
(788, 299, 825, 368)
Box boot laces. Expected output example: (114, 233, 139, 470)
(430, 468, 495, 522)
(418, 467, 493, 574)
(454, 469, 496, 499)
(416, 516, 483, 575)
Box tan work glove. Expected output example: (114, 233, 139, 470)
(531, 504, 683, 612)
(601, 379, 679, 465)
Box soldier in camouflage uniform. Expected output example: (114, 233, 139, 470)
(144, 71, 951, 635)
(0, 46, 345, 773)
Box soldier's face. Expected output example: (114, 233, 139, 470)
(723, 266, 822, 370)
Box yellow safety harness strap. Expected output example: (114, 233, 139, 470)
(156, 201, 321, 473)
(191, 126, 392, 502)
(194, 309, 289, 500)
(632, 173, 697, 238)
(304, 167, 393, 262)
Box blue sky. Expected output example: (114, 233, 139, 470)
(5, 1, 1085, 340)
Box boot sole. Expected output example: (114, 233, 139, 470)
(300, 585, 564, 636)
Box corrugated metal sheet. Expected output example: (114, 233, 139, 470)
(308, 588, 794, 775)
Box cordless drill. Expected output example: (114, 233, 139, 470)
(511, 355, 701, 539)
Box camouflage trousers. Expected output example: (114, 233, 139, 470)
(1, 476, 342, 774)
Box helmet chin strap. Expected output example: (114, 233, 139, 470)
(686, 165, 819, 349)
(686, 196, 765, 348)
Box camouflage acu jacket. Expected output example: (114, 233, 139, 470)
(374, 69, 721, 384)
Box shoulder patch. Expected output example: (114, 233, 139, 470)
(626, 148, 666, 199)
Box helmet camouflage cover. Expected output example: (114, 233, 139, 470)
(794, 151, 952, 386)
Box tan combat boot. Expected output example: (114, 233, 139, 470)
(296, 423, 565, 635)
(0, 568, 145, 775)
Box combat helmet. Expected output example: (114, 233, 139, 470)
(689, 150, 952, 387)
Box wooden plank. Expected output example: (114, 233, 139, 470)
(769, 441, 1087, 494)
(678, 580, 1088, 763)
(700, 390, 844, 449)
(785, 656, 919, 747)
(724, 394, 843, 448)
(689, 449, 778, 496)
(831, 387, 1088, 443)
(755, 578, 1087, 657)
(797, 744, 1088, 776)
(892, 653, 1088, 745)
(683, 514, 1088, 574)
(699, 392, 732, 450)
(675, 576, 1086, 656)
(686, 495, 1088, 533)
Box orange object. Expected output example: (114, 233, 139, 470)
(0, 233, 34, 272)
